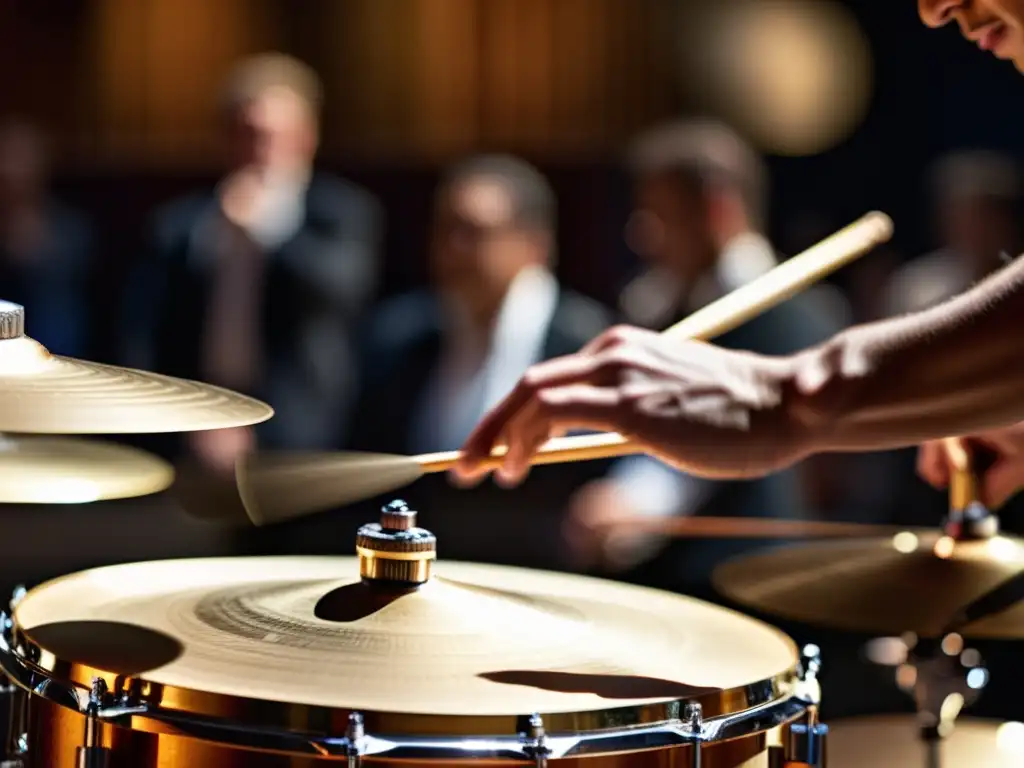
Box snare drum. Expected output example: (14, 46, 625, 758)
(0, 557, 823, 767)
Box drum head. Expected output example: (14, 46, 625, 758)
(13, 557, 798, 721)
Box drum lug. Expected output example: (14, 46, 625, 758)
(8, 588, 25, 614)
(344, 712, 366, 768)
(796, 644, 823, 706)
(685, 702, 706, 767)
(521, 714, 551, 768)
(75, 678, 112, 768)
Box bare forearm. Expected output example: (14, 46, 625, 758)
(794, 256, 1024, 452)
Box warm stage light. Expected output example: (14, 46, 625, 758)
(678, 0, 873, 156)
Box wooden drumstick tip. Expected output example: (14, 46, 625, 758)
(862, 210, 895, 241)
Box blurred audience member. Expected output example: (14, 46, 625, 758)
(884, 150, 1022, 316)
(340, 155, 613, 568)
(0, 119, 93, 356)
(565, 120, 843, 595)
(121, 53, 381, 472)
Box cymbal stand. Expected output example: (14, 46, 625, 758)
(889, 634, 988, 768)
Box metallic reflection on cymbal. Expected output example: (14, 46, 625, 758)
(0, 435, 173, 502)
(828, 715, 1024, 767)
(14, 556, 798, 716)
(0, 301, 272, 433)
(713, 531, 1024, 638)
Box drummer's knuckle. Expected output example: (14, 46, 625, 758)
(599, 348, 633, 373)
(521, 367, 545, 391)
(602, 325, 632, 347)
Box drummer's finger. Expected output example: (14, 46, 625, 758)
(495, 385, 622, 486)
(453, 355, 612, 479)
(916, 440, 950, 489)
(579, 324, 660, 356)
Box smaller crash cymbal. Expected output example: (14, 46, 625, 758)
(0, 301, 272, 433)
(713, 530, 1024, 638)
(0, 435, 173, 503)
(828, 715, 1024, 767)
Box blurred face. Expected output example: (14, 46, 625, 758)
(431, 177, 547, 319)
(227, 87, 318, 175)
(629, 174, 717, 281)
(919, 0, 1024, 71)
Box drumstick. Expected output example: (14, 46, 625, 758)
(237, 212, 893, 525)
(418, 210, 894, 473)
(583, 515, 915, 539)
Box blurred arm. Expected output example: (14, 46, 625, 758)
(798, 255, 1024, 452)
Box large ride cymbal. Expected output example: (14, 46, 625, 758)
(828, 715, 1024, 767)
(713, 530, 1024, 638)
(13, 504, 799, 717)
(0, 301, 272, 433)
(0, 435, 173, 502)
(13, 556, 797, 716)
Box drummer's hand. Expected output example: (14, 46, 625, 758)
(917, 423, 1024, 508)
(188, 427, 255, 477)
(452, 325, 816, 487)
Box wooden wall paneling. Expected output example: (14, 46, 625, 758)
(0, 2, 90, 153)
(407, 0, 480, 158)
(546, 0, 608, 153)
(322, 0, 417, 157)
(90, 0, 277, 167)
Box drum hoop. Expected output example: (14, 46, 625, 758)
(1, 609, 810, 749)
(0, 622, 813, 761)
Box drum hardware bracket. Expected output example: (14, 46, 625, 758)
(76, 678, 112, 768)
(794, 644, 823, 705)
(344, 712, 366, 768)
(521, 713, 551, 768)
(894, 635, 988, 768)
(685, 703, 705, 767)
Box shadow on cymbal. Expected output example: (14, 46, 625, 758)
(479, 670, 720, 700)
(314, 582, 418, 623)
(26, 620, 183, 676)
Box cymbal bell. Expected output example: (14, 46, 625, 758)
(0, 434, 173, 502)
(713, 530, 1024, 638)
(0, 301, 272, 433)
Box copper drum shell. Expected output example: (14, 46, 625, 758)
(22, 696, 773, 767)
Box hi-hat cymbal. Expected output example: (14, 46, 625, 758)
(14, 555, 799, 716)
(713, 531, 1024, 638)
(0, 301, 272, 433)
(828, 715, 1024, 767)
(0, 434, 173, 502)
